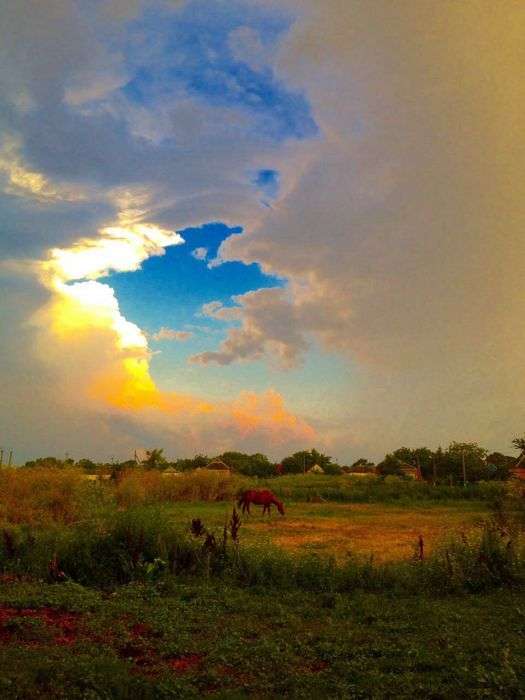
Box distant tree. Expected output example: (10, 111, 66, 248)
(281, 449, 338, 474)
(23, 456, 64, 469)
(76, 458, 97, 474)
(142, 448, 167, 469)
(217, 452, 274, 477)
(511, 435, 525, 453)
(486, 452, 514, 480)
(174, 455, 209, 472)
(375, 454, 404, 477)
(440, 442, 489, 483)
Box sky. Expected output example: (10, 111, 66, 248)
(0, 0, 524, 464)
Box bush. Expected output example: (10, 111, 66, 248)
(115, 468, 248, 505)
(0, 468, 97, 525)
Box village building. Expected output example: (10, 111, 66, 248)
(199, 459, 232, 474)
(162, 467, 182, 477)
(307, 464, 325, 474)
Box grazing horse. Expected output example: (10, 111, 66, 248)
(237, 489, 285, 516)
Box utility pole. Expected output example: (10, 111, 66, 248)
(7, 450, 12, 467)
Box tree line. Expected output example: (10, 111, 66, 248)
(19, 434, 525, 483)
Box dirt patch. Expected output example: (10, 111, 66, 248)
(246, 505, 486, 562)
(166, 653, 203, 673)
(0, 606, 81, 646)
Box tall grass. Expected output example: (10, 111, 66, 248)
(260, 474, 507, 503)
(0, 504, 523, 594)
(0, 468, 102, 525)
(115, 468, 248, 506)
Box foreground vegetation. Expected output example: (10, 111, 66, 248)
(0, 467, 524, 697)
(0, 581, 524, 698)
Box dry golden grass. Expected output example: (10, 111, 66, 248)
(240, 503, 489, 562)
(115, 468, 248, 505)
(0, 467, 90, 525)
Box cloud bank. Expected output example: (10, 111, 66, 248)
(1, 0, 524, 463)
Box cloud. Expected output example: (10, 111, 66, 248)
(191, 247, 208, 261)
(46, 223, 184, 283)
(151, 327, 193, 342)
(0, 135, 86, 202)
(5, 214, 315, 460)
(191, 288, 308, 368)
(212, 0, 525, 454)
(3, 0, 523, 464)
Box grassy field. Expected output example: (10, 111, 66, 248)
(0, 580, 523, 698)
(163, 501, 489, 562)
(0, 469, 522, 697)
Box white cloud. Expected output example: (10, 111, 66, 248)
(191, 247, 208, 261)
(151, 327, 193, 342)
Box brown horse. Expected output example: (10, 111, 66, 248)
(237, 489, 285, 516)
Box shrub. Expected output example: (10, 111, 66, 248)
(115, 468, 248, 505)
(0, 468, 96, 525)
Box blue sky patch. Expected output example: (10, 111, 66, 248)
(254, 169, 280, 201)
(106, 222, 284, 338)
(122, 0, 317, 142)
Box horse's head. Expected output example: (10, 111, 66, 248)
(275, 499, 285, 515)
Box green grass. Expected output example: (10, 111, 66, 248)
(0, 580, 523, 698)
(255, 474, 508, 504)
(160, 500, 489, 562)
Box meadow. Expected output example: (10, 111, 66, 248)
(0, 467, 524, 698)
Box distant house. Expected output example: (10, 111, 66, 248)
(201, 459, 232, 474)
(162, 467, 182, 477)
(346, 466, 377, 477)
(307, 464, 325, 474)
(341, 462, 377, 476)
(397, 461, 423, 481)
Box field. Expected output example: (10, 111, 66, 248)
(164, 501, 489, 562)
(0, 469, 523, 698)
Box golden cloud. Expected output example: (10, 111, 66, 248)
(30, 219, 315, 448)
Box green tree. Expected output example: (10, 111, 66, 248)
(441, 442, 488, 483)
(142, 449, 167, 469)
(218, 452, 274, 477)
(375, 454, 404, 477)
(76, 458, 97, 473)
(23, 456, 64, 469)
(511, 435, 525, 453)
(281, 448, 339, 474)
(486, 452, 514, 480)
(174, 455, 210, 472)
